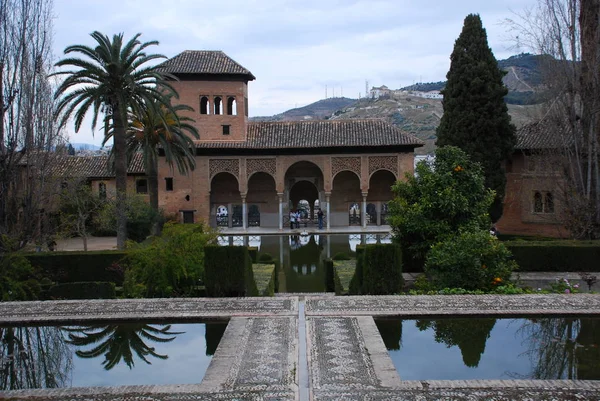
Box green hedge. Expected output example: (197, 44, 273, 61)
(26, 251, 127, 285)
(333, 260, 356, 295)
(348, 245, 365, 295)
(324, 259, 335, 292)
(248, 247, 258, 263)
(362, 244, 403, 295)
(204, 246, 255, 297)
(505, 240, 600, 272)
(252, 263, 277, 296)
(46, 281, 116, 300)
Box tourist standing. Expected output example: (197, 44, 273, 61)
(317, 208, 324, 230)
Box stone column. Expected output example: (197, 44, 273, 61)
(325, 192, 331, 230)
(227, 203, 232, 228)
(362, 193, 368, 228)
(241, 194, 247, 230)
(377, 201, 381, 226)
(278, 192, 284, 230)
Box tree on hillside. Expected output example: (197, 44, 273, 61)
(436, 14, 517, 222)
(104, 96, 198, 235)
(53, 32, 177, 249)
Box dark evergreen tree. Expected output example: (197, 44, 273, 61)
(436, 14, 516, 222)
(67, 143, 75, 155)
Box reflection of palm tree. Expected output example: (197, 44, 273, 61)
(63, 324, 183, 370)
(0, 327, 72, 390)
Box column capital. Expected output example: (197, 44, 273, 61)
(324, 192, 332, 198)
(241, 193, 247, 201)
(362, 192, 368, 198)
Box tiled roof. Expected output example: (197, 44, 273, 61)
(49, 153, 145, 178)
(196, 120, 423, 149)
(516, 121, 569, 150)
(156, 50, 255, 80)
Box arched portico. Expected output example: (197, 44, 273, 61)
(247, 172, 278, 227)
(331, 171, 362, 226)
(367, 169, 397, 226)
(210, 172, 241, 228)
(283, 161, 324, 229)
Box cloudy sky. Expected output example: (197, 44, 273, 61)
(52, 0, 538, 146)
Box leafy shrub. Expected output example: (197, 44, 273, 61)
(1, 236, 41, 301)
(46, 281, 116, 300)
(248, 247, 258, 263)
(348, 245, 365, 294)
(26, 251, 127, 285)
(425, 230, 517, 291)
(252, 263, 277, 296)
(333, 260, 356, 295)
(362, 244, 403, 295)
(332, 252, 350, 261)
(93, 195, 160, 242)
(258, 253, 274, 263)
(204, 245, 255, 297)
(123, 223, 217, 298)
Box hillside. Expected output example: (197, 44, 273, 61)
(251, 97, 357, 122)
(329, 95, 541, 155)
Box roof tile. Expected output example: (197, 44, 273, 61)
(49, 153, 145, 178)
(156, 50, 255, 80)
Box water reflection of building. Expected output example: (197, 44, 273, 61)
(349, 234, 361, 252)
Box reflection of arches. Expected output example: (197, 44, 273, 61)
(227, 97, 237, 115)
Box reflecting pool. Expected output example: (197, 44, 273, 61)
(376, 317, 600, 380)
(218, 234, 391, 293)
(0, 321, 227, 390)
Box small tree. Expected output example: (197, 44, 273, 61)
(58, 180, 106, 251)
(94, 195, 159, 242)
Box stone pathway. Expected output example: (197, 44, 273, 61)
(2, 295, 600, 400)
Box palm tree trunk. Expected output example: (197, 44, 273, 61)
(147, 158, 160, 236)
(112, 105, 128, 250)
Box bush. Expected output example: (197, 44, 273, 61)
(258, 253, 274, 263)
(26, 251, 127, 285)
(333, 260, 356, 295)
(505, 240, 600, 272)
(1, 236, 42, 301)
(332, 252, 351, 261)
(123, 223, 216, 298)
(204, 245, 254, 297)
(248, 247, 258, 263)
(362, 244, 403, 295)
(324, 259, 335, 292)
(348, 245, 365, 294)
(252, 263, 277, 296)
(425, 230, 517, 291)
(93, 195, 160, 242)
(46, 281, 116, 300)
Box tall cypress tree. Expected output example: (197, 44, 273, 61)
(436, 14, 516, 222)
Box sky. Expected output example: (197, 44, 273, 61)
(52, 0, 539, 146)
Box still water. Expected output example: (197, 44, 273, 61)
(217, 234, 391, 293)
(0, 321, 227, 390)
(376, 317, 600, 380)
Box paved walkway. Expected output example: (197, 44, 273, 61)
(1, 295, 600, 400)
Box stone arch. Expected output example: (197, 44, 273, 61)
(367, 170, 397, 226)
(368, 168, 397, 181)
(214, 96, 222, 115)
(247, 172, 278, 227)
(210, 172, 241, 228)
(227, 96, 237, 115)
(331, 170, 362, 226)
(200, 96, 209, 115)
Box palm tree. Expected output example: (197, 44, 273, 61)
(104, 96, 199, 235)
(53, 32, 176, 249)
(62, 323, 183, 370)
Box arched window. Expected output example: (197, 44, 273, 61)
(533, 191, 543, 213)
(99, 182, 106, 199)
(200, 96, 209, 114)
(545, 192, 554, 213)
(227, 97, 237, 115)
(214, 96, 222, 115)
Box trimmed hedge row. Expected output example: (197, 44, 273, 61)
(204, 246, 256, 297)
(252, 263, 277, 296)
(46, 281, 116, 300)
(26, 251, 127, 285)
(505, 241, 600, 272)
(349, 244, 403, 295)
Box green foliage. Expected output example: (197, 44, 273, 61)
(258, 253, 274, 263)
(248, 247, 258, 263)
(390, 146, 494, 263)
(425, 230, 517, 291)
(505, 240, 600, 272)
(362, 244, 403, 295)
(332, 252, 351, 261)
(58, 180, 106, 245)
(252, 263, 277, 296)
(374, 319, 403, 351)
(333, 260, 356, 295)
(436, 14, 516, 222)
(204, 245, 254, 297)
(123, 223, 216, 298)
(1, 236, 41, 301)
(205, 322, 228, 356)
(348, 245, 365, 295)
(94, 195, 160, 242)
(26, 251, 127, 285)
(324, 259, 335, 292)
(46, 282, 116, 300)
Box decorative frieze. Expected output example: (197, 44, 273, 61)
(368, 156, 398, 177)
(331, 157, 361, 179)
(247, 158, 276, 179)
(209, 159, 239, 179)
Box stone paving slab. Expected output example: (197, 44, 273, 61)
(0, 297, 298, 324)
(305, 294, 600, 317)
